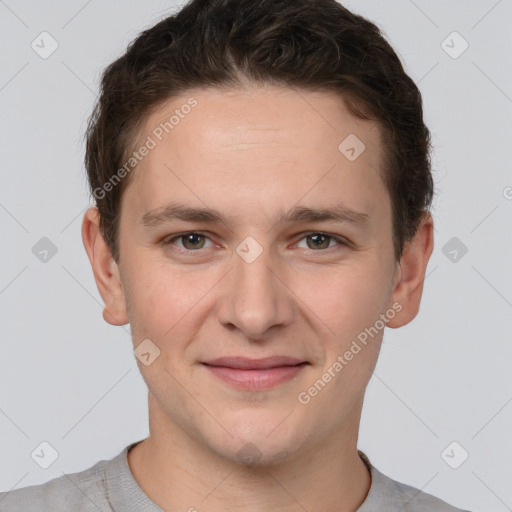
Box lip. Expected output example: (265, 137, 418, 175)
(202, 356, 307, 370)
(201, 356, 309, 391)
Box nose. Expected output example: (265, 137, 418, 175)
(215, 241, 295, 341)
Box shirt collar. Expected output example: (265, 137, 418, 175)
(105, 441, 399, 511)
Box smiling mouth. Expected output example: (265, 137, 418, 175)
(201, 359, 310, 391)
(202, 355, 309, 370)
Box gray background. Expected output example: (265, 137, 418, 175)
(0, 1, 511, 510)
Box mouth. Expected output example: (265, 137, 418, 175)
(201, 356, 310, 391)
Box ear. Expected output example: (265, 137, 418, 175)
(386, 212, 434, 328)
(81, 207, 129, 326)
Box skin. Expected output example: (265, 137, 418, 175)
(82, 85, 434, 512)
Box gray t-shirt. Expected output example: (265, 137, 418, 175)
(0, 440, 472, 511)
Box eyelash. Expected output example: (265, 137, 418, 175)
(161, 231, 349, 255)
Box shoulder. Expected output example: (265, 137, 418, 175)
(386, 475, 472, 512)
(0, 452, 118, 512)
(358, 450, 474, 512)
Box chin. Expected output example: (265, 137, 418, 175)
(215, 438, 302, 469)
(207, 415, 310, 468)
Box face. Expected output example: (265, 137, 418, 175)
(84, 85, 433, 466)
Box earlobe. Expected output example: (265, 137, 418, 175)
(81, 207, 129, 326)
(386, 212, 434, 329)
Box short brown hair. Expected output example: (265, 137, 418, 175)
(85, 0, 434, 263)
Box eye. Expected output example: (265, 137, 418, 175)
(163, 232, 214, 253)
(295, 232, 348, 251)
(161, 231, 349, 255)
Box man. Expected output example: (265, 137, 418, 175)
(0, 0, 474, 510)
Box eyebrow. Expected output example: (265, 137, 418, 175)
(141, 202, 370, 231)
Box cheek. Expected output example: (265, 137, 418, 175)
(123, 257, 211, 344)
(123, 241, 393, 351)
(294, 258, 390, 333)
(294, 264, 388, 409)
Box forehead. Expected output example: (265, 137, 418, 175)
(138, 85, 382, 153)
(123, 85, 388, 229)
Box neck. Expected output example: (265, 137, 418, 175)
(128, 395, 371, 512)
